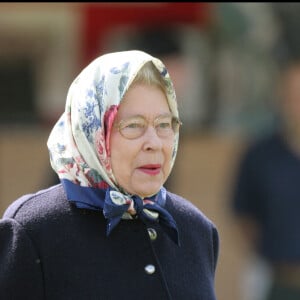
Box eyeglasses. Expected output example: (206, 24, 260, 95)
(115, 114, 182, 140)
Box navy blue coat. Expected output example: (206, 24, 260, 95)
(0, 184, 219, 300)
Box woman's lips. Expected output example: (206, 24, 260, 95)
(138, 164, 161, 175)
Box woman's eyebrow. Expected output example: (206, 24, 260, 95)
(157, 113, 173, 118)
(120, 112, 173, 120)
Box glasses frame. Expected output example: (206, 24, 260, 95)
(114, 114, 182, 140)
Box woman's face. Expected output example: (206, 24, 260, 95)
(110, 83, 175, 198)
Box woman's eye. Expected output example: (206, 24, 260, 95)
(127, 123, 138, 128)
(125, 122, 144, 129)
(156, 117, 172, 128)
(157, 122, 171, 129)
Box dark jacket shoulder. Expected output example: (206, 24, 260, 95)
(166, 190, 217, 230)
(3, 184, 71, 222)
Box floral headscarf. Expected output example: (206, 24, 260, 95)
(47, 50, 180, 244)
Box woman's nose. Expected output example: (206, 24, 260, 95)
(142, 126, 163, 151)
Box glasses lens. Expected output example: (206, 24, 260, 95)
(119, 117, 146, 139)
(155, 116, 181, 137)
(155, 116, 173, 137)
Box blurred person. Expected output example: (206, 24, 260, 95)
(0, 50, 219, 299)
(232, 60, 300, 300)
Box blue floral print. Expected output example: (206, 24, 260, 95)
(81, 102, 100, 143)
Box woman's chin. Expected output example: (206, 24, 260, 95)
(133, 185, 162, 199)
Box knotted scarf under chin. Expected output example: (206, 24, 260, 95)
(61, 180, 180, 245)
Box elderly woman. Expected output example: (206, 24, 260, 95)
(0, 50, 219, 299)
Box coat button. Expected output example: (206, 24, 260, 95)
(144, 264, 156, 274)
(147, 228, 157, 241)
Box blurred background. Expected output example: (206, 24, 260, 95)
(1, 3, 300, 300)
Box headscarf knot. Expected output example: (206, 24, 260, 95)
(103, 188, 179, 245)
